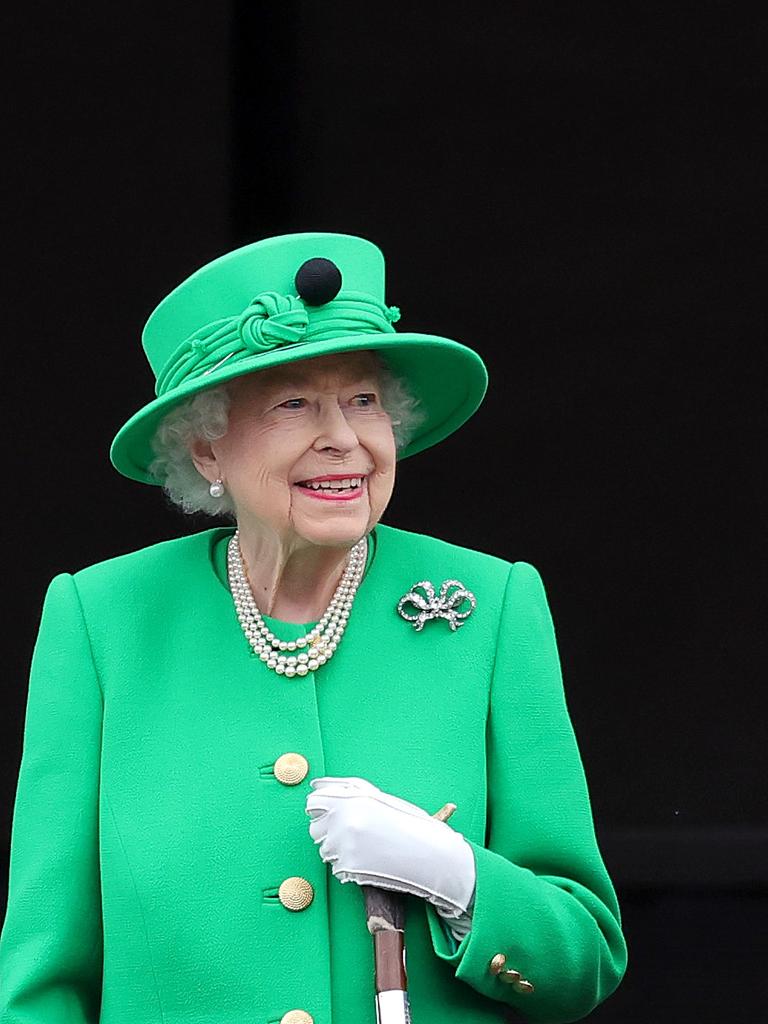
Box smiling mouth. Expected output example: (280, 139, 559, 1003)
(293, 475, 367, 500)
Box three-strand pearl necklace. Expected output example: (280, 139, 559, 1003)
(227, 529, 368, 678)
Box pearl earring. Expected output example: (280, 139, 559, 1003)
(209, 479, 225, 499)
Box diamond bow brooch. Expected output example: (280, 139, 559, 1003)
(397, 579, 477, 632)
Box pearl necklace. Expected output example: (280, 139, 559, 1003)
(227, 530, 367, 678)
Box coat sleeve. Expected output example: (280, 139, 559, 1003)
(0, 573, 104, 1023)
(425, 561, 628, 1023)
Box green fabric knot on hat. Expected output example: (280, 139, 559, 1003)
(154, 288, 400, 398)
(237, 292, 309, 352)
(156, 292, 310, 396)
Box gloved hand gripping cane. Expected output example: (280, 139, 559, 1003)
(306, 776, 478, 1023)
(363, 801, 457, 1024)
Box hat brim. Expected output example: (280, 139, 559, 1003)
(110, 332, 488, 484)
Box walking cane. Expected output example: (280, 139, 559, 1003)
(363, 801, 457, 1024)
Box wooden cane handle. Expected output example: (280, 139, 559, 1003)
(364, 884, 406, 931)
(433, 802, 457, 823)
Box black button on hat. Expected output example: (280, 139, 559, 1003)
(294, 257, 343, 306)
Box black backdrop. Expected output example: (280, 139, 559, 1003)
(2, 2, 766, 1021)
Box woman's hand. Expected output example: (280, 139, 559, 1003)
(305, 775, 476, 918)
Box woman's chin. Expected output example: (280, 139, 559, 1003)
(292, 512, 371, 549)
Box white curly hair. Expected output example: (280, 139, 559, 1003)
(148, 352, 425, 517)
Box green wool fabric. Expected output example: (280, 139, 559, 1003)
(0, 524, 627, 1024)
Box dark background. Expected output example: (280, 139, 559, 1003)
(2, 2, 766, 1021)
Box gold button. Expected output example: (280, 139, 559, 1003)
(280, 1011, 314, 1024)
(490, 953, 533, 991)
(274, 752, 309, 785)
(489, 953, 508, 975)
(278, 876, 314, 911)
(499, 967, 523, 984)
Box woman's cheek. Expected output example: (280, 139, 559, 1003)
(240, 468, 291, 521)
(368, 466, 396, 523)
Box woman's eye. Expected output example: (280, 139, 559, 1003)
(278, 398, 306, 410)
(351, 393, 377, 407)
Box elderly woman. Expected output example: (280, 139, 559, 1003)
(0, 232, 627, 1024)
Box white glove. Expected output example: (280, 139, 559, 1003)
(305, 775, 476, 920)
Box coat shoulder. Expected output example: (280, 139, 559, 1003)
(70, 527, 230, 603)
(373, 523, 514, 591)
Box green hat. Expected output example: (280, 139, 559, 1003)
(110, 231, 488, 483)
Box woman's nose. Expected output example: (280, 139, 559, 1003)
(312, 400, 359, 453)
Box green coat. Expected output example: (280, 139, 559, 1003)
(0, 523, 627, 1024)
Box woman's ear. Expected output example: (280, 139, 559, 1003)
(189, 437, 220, 483)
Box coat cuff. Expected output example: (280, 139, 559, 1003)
(425, 838, 621, 1023)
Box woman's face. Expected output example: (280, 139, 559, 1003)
(197, 351, 397, 550)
